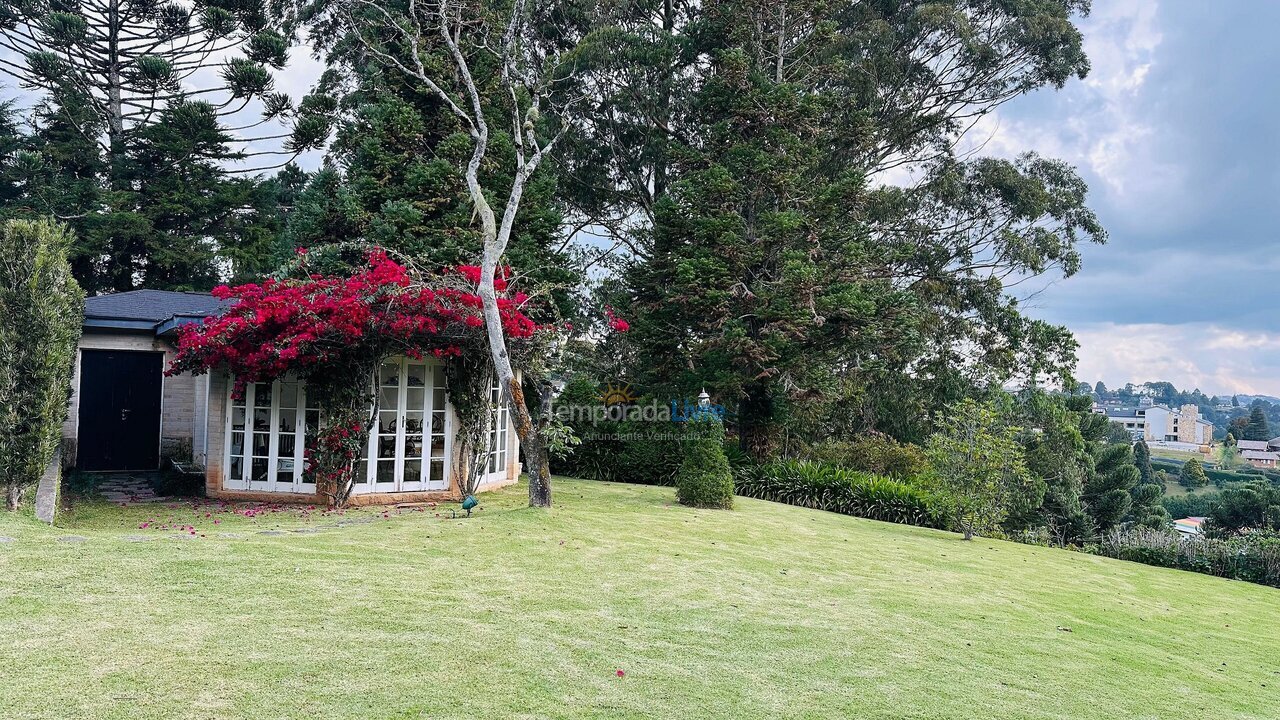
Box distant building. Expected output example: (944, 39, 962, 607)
(1095, 400, 1214, 444)
(1241, 449, 1278, 468)
(1173, 517, 1205, 537)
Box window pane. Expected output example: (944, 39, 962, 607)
(404, 412, 424, 434)
(430, 459, 444, 485)
(278, 434, 296, 457)
(254, 383, 272, 407)
(253, 433, 270, 456)
(230, 457, 243, 480)
(278, 407, 297, 433)
(253, 408, 270, 431)
(406, 364, 426, 387)
(433, 388, 445, 410)
(379, 411, 398, 434)
(431, 412, 445, 434)
(230, 431, 244, 456)
(354, 457, 369, 485)
(380, 363, 399, 386)
(280, 382, 298, 409)
(252, 458, 268, 482)
(431, 434, 445, 456)
(405, 435, 424, 459)
(406, 387, 425, 411)
(403, 459, 422, 483)
(380, 387, 399, 409)
(376, 460, 396, 483)
(231, 407, 246, 431)
(378, 436, 397, 459)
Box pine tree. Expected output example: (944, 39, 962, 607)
(1179, 458, 1209, 489)
(1133, 440, 1153, 484)
(614, 0, 1099, 458)
(1083, 443, 1138, 533)
(0, 1, 326, 292)
(1243, 407, 1271, 442)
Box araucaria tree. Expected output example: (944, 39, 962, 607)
(0, 218, 83, 510)
(0, 0, 325, 291)
(168, 250, 537, 507)
(925, 399, 1035, 541)
(309, 0, 586, 507)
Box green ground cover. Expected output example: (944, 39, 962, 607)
(1, 479, 1276, 719)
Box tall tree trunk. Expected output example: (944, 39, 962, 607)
(738, 382, 780, 461)
(106, 0, 132, 292)
(5, 483, 20, 511)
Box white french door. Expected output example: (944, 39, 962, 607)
(354, 358, 450, 494)
(225, 360, 450, 495)
(224, 376, 320, 493)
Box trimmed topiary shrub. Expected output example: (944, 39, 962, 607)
(734, 460, 947, 529)
(676, 415, 735, 509)
(0, 219, 83, 511)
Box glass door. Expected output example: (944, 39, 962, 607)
(224, 375, 317, 493)
(359, 357, 450, 493)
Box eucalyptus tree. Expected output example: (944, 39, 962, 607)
(301, 0, 594, 508)
(0, 0, 328, 291)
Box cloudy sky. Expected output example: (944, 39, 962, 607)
(971, 1, 1280, 397)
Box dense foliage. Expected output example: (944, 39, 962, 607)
(0, 219, 82, 509)
(0, 1, 326, 293)
(923, 399, 1036, 540)
(1179, 457, 1209, 489)
(1093, 528, 1280, 589)
(594, 0, 1102, 457)
(734, 460, 946, 529)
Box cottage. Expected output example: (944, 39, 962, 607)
(62, 290, 519, 505)
(1240, 449, 1279, 469)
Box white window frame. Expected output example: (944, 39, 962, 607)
(223, 376, 318, 493)
(485, 381, 511, 482)
(358, 357, 452, 494)
(224, 358, 454, 495)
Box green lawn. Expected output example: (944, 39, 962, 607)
(2, 479, 1277, 719)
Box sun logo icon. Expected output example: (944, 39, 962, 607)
(597, 381, 638, 406)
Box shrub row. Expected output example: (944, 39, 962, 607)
(1090, 528, 1280, 588)
(734, 460, 948, 529)
(554, 418, 684, 486)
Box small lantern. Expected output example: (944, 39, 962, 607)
(697, 388, 711, 408)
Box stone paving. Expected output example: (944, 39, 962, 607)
(94, 472, 168, 504)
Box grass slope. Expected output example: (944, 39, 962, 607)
(1, 479, 1277, 719)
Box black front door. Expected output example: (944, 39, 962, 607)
(77, 350, 164, 471)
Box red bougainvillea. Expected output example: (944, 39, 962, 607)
(170, 252, 535, 393)
(168, 250, 538, 506)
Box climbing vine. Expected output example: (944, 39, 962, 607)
(169, 249, 537, 507)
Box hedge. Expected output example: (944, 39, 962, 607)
(1091, 528, 1280, 588)
(734, 460, 948, 529)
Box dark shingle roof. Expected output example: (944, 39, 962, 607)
(84, 289, 229, 322)
(83, 290, 232, 334)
